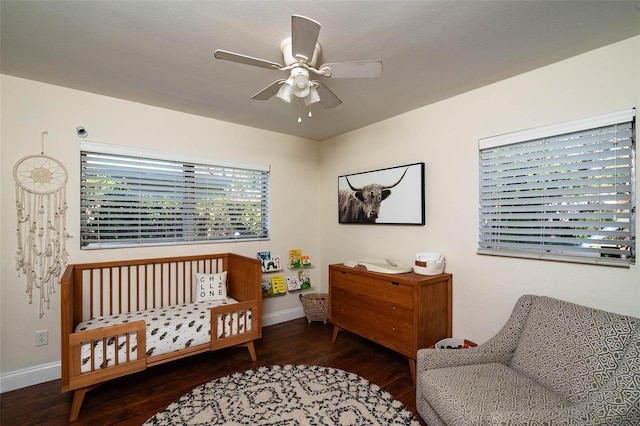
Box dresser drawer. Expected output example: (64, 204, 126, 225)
(330, 270, 413, 307)
(331, 285, 413, 325)
(331, 285, 414, 355)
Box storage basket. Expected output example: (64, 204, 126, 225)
(413, 262, 445, 275)
(299, 293, 328, 323)
(435, 337, 475, 349)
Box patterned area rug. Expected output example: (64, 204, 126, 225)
(144, 364, 420, 425)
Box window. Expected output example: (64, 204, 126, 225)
(478, 109, 635, 267)
(80, 142, 270, 249)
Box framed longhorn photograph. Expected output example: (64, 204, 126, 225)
(338, 162, 425, 225)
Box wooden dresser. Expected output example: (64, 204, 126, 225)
(329, 264, 452, 382)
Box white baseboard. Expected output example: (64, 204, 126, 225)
(0, 361, 61, 393)
(262, 306, 305, 327)
(1, 309, 306, 393)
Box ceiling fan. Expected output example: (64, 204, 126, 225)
(213, 15, 382, 113)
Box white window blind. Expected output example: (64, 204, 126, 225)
(478, 109, 636, 267)
(80, 142, 270, 249)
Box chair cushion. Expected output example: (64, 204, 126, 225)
(420, 362, 568, 426)
(509, 296, 639, 403)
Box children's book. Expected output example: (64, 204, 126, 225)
(257, 251, 271, 262)
(286, 275, 301, 291)
(261, 277, 271, 294)
(301, 255, 312, 267)
(289, 249, 302, 269)
(263, 255, 282, 272)
(257, 251, 271, 272)
(269, 274, 287, 295)
(298, 270, 311, 289)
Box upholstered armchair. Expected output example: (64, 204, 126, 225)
(416, 294, 640, 425)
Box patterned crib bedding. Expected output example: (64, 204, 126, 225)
(75, 298, 251, 373)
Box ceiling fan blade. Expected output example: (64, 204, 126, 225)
(251, 80, 286, 100)
(214, 49, 282, 70)
(291, 15, 321, 63)
(319, 60, 383, 78)
(315, 82, 342, 108)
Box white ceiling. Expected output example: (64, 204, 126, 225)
(2, 1, 639, 141)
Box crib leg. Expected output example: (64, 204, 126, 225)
(70, 388, 88, 421)
(69, 384, 100, 421)
(244, 341, 257, 362)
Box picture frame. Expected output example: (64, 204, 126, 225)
(338, 162, 425, 225)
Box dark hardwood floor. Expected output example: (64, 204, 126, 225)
(1, 318, 427, 425)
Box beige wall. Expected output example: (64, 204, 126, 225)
(318, 36, 640, 344)
(1, 35, 639, 390)
(0, 75, 320, 385)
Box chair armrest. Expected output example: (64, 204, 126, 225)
(417, 344, 508, 370)
(418, 294, 538, 371)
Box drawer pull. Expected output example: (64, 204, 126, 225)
(392, 326, 397, 331)
(391, 282, 400, 286)
(392, 305, 397, 310)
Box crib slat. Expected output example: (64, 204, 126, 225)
(187, 261, 193, 303)
(89, 338, 95, 372)
(89, 271, 95, 319)
(136, 265, 141, 312)
(109, 268, 114, 316)
(118, 267, 122, 315)
(160, 263, 164, 307)
(127, 266, 132, 314)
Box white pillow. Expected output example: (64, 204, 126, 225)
(194, 271, 228, 302)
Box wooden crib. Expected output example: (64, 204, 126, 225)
(60, 253, 262, 421)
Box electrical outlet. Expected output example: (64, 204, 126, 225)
(35, 330, 48, 347)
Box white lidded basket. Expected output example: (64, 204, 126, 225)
(413, 252, 445, 275)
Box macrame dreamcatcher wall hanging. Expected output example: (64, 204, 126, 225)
(13, 131, 71, 317)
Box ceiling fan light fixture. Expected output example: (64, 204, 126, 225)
(304, 85, 320, 106)
(293, 80, 310, 98)
(291, 67, 311, 98)
(294, 75, 307, 88)
(276, 80, 294, 103)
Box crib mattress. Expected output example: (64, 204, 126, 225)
(75, 298, 251, 373)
